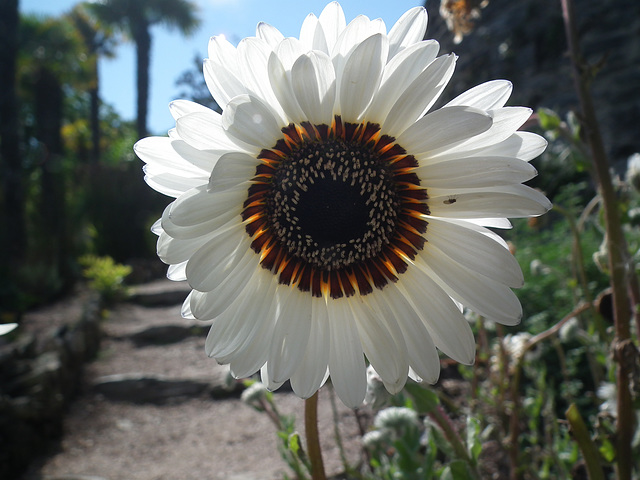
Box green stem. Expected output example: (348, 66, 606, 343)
(565, 404, 606, 480)
(560, 1, 635, 478)
(305, 392, 327, 480)
(428, 405, 481, 480)
(508, 302, 593, 480)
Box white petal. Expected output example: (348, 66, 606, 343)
(289, 298, 331, 399)
(208, 151, 256, 193)
(169, 99, 214, 121)
(185, 223, 248, 292)
(258, 364, 283, 391)
(351, 297, 408, 394)
(417, 156, 537, 187)
(151, 217, 163, 236)
(168, 262, 187, 282)
(237, 38, 283, 118)
(175, 111, 240, 152)
(225, 292, 278, 378)
(204, 36, 245, 107)
(299, 13, 328, 53)
(415, 251, 522, 326)
(291, 51, 336, 125)
(465, 217, 513, 229)
(382, 54, 457, 136)
(373, 286, 440, 384)
(327, 298, 367, 408)
(222, 94, 283, 150)
(168, 185, 245, 227)
(190, 248, 257, 320)
(445, 80, 513, 110)
(473, 131, 548, 162)
(365, 40, 440, 122)
(396, 267, 476, 365)
(135, 137, 212, 177)
(256, 22, 284, 48)
(144, 172, 203, 198)
(162, 200, 241, 240)
(398, 106, 492, 156)
(425, 216, 524, 287)
(267, 288, 313, 383)
(429, 184, 552, 218)
(157, 230, 214, 265)
(338, 33, 388, 121)
(268, 49, 306, 124)
(318, 1, 346, 53)
(332, 15, 379, 70)
(388, 7, 428, 58)
(430, 107, 533, 157)
(206, 269, 274, 358)
(181, 290, 194, 318)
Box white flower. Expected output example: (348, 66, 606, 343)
(374, 406, 420, 437)
(0, 323, 17, 336)
(240, 380, 268, 408)
(626, 153, 640, 192)
(135, 2, 551, 407)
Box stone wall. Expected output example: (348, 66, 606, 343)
(0, 295, 102, 479)
(424, 0, 640, 164)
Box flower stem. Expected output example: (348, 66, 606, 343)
(428, 405, 481, 480)
(565, 404, 605, 480)
(560, 1, 636, 477)
(305, 392, 327, 480)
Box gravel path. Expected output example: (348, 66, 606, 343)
(21, 280, 367, 480)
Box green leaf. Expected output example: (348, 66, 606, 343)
(404, 383, 440, 414)
(466, 416, 482, 462)
(288, 432, 301, 456)
(439, 460, 473, 480)
(537, 108, 561, 132)
(599, 438, 616, 463)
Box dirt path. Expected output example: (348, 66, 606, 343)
(21, 280, 366, 480)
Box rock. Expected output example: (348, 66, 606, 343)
(129, 324, 207, 347)
(92, 371, 244, 404)
(93, 373, 212, 404)
(128, 279, 190, 307)
(0, 295, 102, 480)
(42, 475, 109, 480)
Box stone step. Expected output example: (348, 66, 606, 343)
(128, 324, 208, 347)
(128, 279, 191, 307)
(91, 372, 243, 404)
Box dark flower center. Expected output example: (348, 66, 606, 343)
(242, 116, 429, 299)
(266, 138, 399, 271)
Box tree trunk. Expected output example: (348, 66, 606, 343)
(0, 0, 26, 269)
(35, 68, 70, 287)
(133, 19, 151, 139)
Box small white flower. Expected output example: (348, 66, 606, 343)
(0, 323, 18, 336)
(364, 365, 392, 409)
(362, 429, 390, 450)
(625, 153, 640, 192)
(374, 406, 420, 437)
(136, 2, 550, 407)
(240, 381, 268, 408)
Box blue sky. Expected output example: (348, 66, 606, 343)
(22, 0, 426, 135)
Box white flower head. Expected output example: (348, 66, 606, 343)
(135, 2, 551, 407)
(240, 380, 268, 407)
(626, 153, 640, 192)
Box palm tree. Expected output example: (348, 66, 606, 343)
(88, 0, 200, 138)
(68, 3, 118, 163)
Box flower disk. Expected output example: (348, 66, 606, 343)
(244, 117, 428, 299)
(135, 1, 551, 407)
